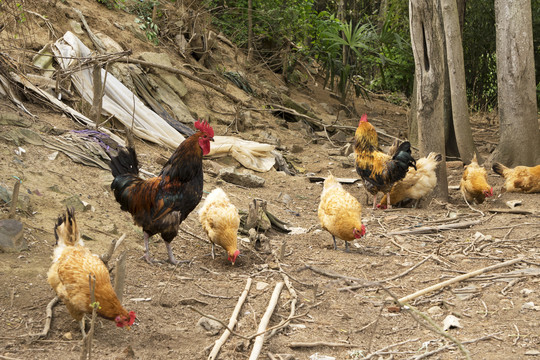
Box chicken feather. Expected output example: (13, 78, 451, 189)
(460, 154, 493, 204)
(47, 208, 135, 335)
(198, 188, 240, 265)
(492, 163, 540, 193)
(379, 152, 442, 208)
(318, 175, 366, 252)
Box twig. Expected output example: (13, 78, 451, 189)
(398, 257, 524, 303)
(380, 286, 471, 360)
(30, 297, 59, 339)
(80, 275, 97, 360)
(363, 337, 420, 360)
(100, 233, 126, 266)
(179, 226, 211, 244)
(512, 324, 520, 346)
(208, 277, 253, 360)
(249, 282, 284, 360)
(116, 58, 245, 105)
(387, 217, 489, 236)
(113, 251, 127, 302)
(339, 255, 433, 291)
(8, 178, 21, 219)
(188, 306, 250, 340)
(289, 341, 361, 348)
(157, 262, 180, 305)
(462, 192, 484, 216)
(408, 333, 500, 360)
(488, 208, 538, 216)
(0, 355, 24, 360)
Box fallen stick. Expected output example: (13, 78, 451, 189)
(208, 277, 253, 360)
(410, 333, 500, 360)
(386, 218, 486, 236)
(398, 257, 524, 303)
(116, 58, 245, 106)
(363, 337, 419, 360)
(100, 233, 126, 266)
(31, 296, 59, 339)
(339, 255, 432, 292)
(488, 208, 538, 216)
(289, 341, 361, 348)
(249, 282, 284, 360)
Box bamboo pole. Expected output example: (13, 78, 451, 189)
(208, 277, 253, 360)
(398, 257, 524, 303)
(248, 282, 284, 360)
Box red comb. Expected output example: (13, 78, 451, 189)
(194, 119, 214, 138)
(359, 114, 368, 125)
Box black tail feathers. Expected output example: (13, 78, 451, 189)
(110, 147, 139, 178)
(393, 141, 416, 170)
(492, 162, 506, 176)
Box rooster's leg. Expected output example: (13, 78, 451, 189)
(332, 235, 338, 250)
(345, 241, 350, 253)
(141, 232, 155, 264)
(386, 193, 392, 209)
(164, 241, 190, 265)
(372, 194, 378, 209)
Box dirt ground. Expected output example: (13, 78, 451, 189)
(1, 1, 540, 360)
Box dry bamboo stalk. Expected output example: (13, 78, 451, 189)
(100, 233, 126, 266)
(398, 257, 524, 303)
(387, 218, 484, 236)
(8, 179, 21, 219)
(248, 282, 284, 360)
(289, 341, 361, 348)
(113, 251, 127, 303)
(208, 277, 253, 360)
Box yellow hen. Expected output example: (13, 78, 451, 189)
(318, 175, 366, 252)
(460, 154, 493, 204)
(198, 188, 240, 265)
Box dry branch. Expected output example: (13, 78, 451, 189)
(289, 341, 361, 348)
(398, 257, 524, 303)
(409, 333, 500, 360)
(116, 58, 245, 105)
(249, 282, 284, 360)
(208, 277, 253, 360)
(99, 233, 126, 266)
(31, 296, 59, 339)
(386, 218, 486, 236)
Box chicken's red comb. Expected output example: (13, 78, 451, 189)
(194, 119, 214, 138)
(359, 114, 368, 124)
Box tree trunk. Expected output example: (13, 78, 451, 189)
(247, 0, 253, 61)
(441, 0, 478, 164)
(492, 0, 540, 166)
(409, 0, 448, 201)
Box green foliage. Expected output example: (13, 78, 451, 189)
(126, 0, 162, 44)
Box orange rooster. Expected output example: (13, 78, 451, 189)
(354, 114, 416, 209)
(109, 120, 214, 265)
(47, 208, 135, 336)
(492, 163, 540, 193)
(318, 174, 366, 252)
(198, 188, 240, 265)
(378, 152, 442, 208)
(460, 154, 493, 204)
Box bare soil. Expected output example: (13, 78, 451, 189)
(1, 1, 539, 360)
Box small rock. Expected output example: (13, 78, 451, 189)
(218, 168, 265, 188)
(427, 306, 443, 316)
(309, 353, 335, 360)
(521, 302, 540, 311)
(62, 195, 89, 212)
(197, 317, 222, 336)
(320, 103, 334, 115)
(521, 289, 534, 297)
(0, 219, 27, 253)
(256, 281, 269, 291)
(442, 314, 461, 330)
(277, 193, 292, 206)
(63, 332, 73, 340)
(525, 350, 540, 356)
(290, 144, 304, 153)
(330, 130, 348, 143)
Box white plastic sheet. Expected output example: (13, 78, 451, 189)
(52, 32, 276, 172)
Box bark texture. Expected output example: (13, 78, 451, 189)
(409, 0, 449, 200)
(492, 0, 540, 166)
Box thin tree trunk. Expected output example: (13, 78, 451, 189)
(247, 0, 253, 61)
(492, 0, 540, 166)
(441, 0, 478, 164)
(409, 0, 448, 201)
